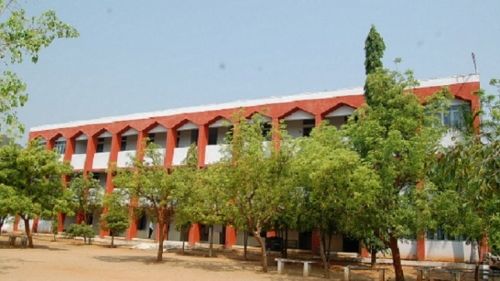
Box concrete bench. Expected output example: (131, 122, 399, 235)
(275, 258, 316, 277)
(343, 265, 386, 281)
(8, 233, 27, 248)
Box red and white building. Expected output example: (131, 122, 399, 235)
(28, 74, 481, 262)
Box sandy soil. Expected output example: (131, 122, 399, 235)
(0, 235, 471, 281)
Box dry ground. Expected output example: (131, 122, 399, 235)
(0, 235, 469, 281)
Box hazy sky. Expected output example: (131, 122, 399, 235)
(16, 1, 500, 140)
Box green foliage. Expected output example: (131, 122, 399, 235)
(219, 113, 296, 272)
(344, 69, 444, 281)
(0, 1, 78, 137)
(101, 192, 129, 246)
(65, 223, 95, 244)
(68, 172, 103, 224)
(0, 140, 71, 246)
(0, 184, 16, 231)
(292, 123, 381, 275)
(429, 84, 500, 258)
(114, 142, 177, 261)
(364, 25, 386, 105)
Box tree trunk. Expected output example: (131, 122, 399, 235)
(157, 221, 165, 262)
(389, 235, 405, 281)
(23, 218, 33, 248)
(319, 230, 330, 278)
(253, 230, 268, 273)
(243, 231, 248, 260)
(371, 247, 377, 267)
(209, 225, 214, 257)
(111, 235, 114, 248)
(474, 239, 482, 281)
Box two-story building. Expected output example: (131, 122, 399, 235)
(28, 74, 481, 262)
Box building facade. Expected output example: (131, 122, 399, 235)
(28, 74, 481, 262)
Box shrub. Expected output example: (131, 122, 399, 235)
(65, 223, 95, 244)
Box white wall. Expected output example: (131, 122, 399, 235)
(71, 154, 86, 170)
(398, 239, 417, 259)
(172, 147, 189, 165)
(426, 240, 478, 263)
(92, 152, 110, 169)
(117, 151, 136, 167)
(205, 145, 227, 164)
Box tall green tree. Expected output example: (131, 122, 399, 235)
(0, 184, 16, 234)
(114, 143, 178, 262)
(100, 191, 129, 248)
(0, 1, 78, 137)
(364, 25, 386, 106)
(221, 114, 295, 272)
(172, 144, 199, 254)
(344, 69, 444, 281)
(429, 81, 499, 278)
(0, 140, 71, 247)
(68, 172, 103, 225)
(292, 123, 381, 277)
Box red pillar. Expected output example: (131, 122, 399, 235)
(266, 230, 277, 238)
(57, 213, 65, 233)
(479, 234, 489, 262)
(417, 232, 426, 261)
(225, 226, 237, 248)
(83, 135, 97, 175)
(197, 124, 208, 167)
(188, 223, 201, 245)
(100, 132, 120, 237)
(164, 127, 176, 168)
(311, 229, 321, 254)
(58, 136, 75, 233)
(271, 117, 281, 150)
(126, 131, 146, 240)
(315, 114, 323, 127)
(360, 243, 370, 258)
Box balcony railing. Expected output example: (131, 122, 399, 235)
(117, 150, 136, 168)
(92, 152, 110, 170)
(70, 154, 86, 170)
(172, 147, 189, 166)
(205, 144, 228, 165)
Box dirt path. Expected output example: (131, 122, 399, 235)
(0, 236, 431, 281)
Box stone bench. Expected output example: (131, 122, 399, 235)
(275, 258, 316, 277)
(343, 265, 386, 281)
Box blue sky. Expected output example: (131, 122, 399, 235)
(16, 1, 500, 140)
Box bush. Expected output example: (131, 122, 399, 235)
(65, 223, 95, 244)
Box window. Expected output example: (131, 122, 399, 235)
(208, 128, 218, 145)
(147, 133, 156, 145)
(96, 138, 105, 153)
(120, 136, 127, 151)
(54, 140, 66, 154)
(261, 123, 272, 141)
(190, 129, 198, 145)
(302, 119, 315, 137)
(439, 104, 470, 129)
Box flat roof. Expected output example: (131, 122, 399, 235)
(30, 73, 480, 132)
